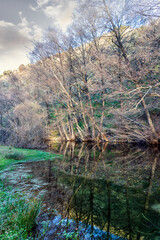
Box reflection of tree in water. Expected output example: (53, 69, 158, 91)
(52, 143, 160, 239)
(24, 143, 160, 239)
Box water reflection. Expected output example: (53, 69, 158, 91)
(50, 143, 160, 240)
(4, 143, 160, 239)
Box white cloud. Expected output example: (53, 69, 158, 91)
(37, 0, 50, 7)
(44, 0, 77, 30)
(0, 14, 43, 74)
(18, 12, 32, 37)
(30, 0, 50, 11)
(0, 49, 30, 74)
(0, 0, 77, 74)
(43, 5, 59, 18)
(0, 20, 14, 27)
(32, 25, 43, 41)
(30, 0, 76, 31)
(29, 5, 37, 11)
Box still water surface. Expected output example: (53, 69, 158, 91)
(3, 143, 160, 239)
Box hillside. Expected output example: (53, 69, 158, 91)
(0, 18, 160, 147)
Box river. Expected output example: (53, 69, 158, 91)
(1, 143, 160, 239)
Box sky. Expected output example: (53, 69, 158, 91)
(0, 0, 76, 74)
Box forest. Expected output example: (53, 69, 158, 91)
(0, 1, 160, 239)
(0, 0, 160, 147)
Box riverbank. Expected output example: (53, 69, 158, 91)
(0, 146, 60, 239)
(0, 146, 60, 171)
(0, 144, 159, 239)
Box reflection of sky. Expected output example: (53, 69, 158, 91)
(38, 214, 126, 239)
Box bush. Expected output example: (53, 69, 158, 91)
(5, 152, 26, 160)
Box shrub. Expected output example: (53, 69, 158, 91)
(5, 152, 26, 160)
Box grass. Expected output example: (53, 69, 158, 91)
(0, 145, 62, 239)
(5, 152, 26, 160)
(0, 145, 61, 171)
(0, 181, 41, 240)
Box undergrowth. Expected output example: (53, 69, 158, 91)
(0, 145, 61, 239)
(0, 181, 41, 240)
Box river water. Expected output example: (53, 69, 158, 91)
(1, 143, 160, 239)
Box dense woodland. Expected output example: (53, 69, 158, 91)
(0, 0, 160, 147)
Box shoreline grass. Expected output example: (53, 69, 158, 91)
(0, 145, 62, 171)
(0, 181, 41, 240)
(0, 145, 61, 239)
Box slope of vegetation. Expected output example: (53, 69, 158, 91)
(0, 0, 159, 147)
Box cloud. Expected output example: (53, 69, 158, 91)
(0, 14, 43, 74)
(30, 0, 76, 30)
(18, 12, 32, 37)
(0, 49, 30, 74)
(0, 20, 14, 27)
(37, 0, 50, 7)
(0, 0, 76, 74)
(0, 21, 29, 54)
(30, 0, 50, 11)
(0, 16, 42, 53)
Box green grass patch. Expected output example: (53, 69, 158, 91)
(5, 152, 26, 160)
(0, 181, 41, 240)
(0, 146, 62, 171)
(0, 146, 62, 239)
